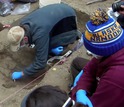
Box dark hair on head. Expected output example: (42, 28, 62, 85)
(26, 85, 68, 107)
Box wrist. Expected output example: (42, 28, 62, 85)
(76, 90, 87, 96)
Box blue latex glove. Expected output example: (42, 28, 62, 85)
(76, 90, 93, 107)
(51, 46, 64, 55)
(12, 71, 23, 80)
(73, 70, 83, 87)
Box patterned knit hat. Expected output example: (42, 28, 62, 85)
(83, 8, 124, 56)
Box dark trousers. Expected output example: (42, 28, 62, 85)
(70, 57, 89, 82)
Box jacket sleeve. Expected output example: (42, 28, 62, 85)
(71, 58, 99, 100)
(23, 32, 49, 76)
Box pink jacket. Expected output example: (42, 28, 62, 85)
(71, 48, 124, 107)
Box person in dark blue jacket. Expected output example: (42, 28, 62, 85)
(7, 3, 81, 80)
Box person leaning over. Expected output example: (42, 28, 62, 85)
(70, 8, 124, 107)
(7, 3, 81, 81)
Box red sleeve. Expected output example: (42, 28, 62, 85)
(71, 58, 99, 100)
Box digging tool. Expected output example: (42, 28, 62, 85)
(47, 50, 72, 66)
(86, 0, 107, 5)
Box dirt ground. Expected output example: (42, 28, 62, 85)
(0, 0, 115, 107)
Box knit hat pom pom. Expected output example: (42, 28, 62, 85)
(90, 8, 109, 25)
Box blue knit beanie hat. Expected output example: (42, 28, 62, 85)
(83, 8, 124, 56)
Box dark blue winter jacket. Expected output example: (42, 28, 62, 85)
(20, 3, 80, 76)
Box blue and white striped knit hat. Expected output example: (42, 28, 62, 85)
(83, 8, 124, 56)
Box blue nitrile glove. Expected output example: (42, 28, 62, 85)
(51, 46, 64, 55)
(12, 71, 23, 80)
(76, 90, 93, 107)
(73, 70, 83, 87)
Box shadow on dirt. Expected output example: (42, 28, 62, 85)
(75, 9, 90, 32)
(0, 9, 90, 90)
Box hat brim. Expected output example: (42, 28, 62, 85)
(10, 43, 20, 52)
